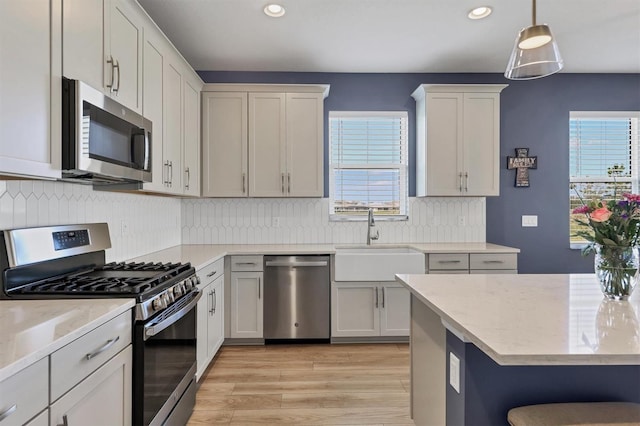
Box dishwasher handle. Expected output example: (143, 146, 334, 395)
(265, 260, 328, 267)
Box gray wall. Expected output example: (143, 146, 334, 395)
(198, 71, 640, 273)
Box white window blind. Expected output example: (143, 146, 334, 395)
(329, 111, 408, 219)
(569, 111, 640, 246)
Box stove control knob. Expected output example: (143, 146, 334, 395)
(195, 275, 201, 285)
(183, 279, 192, 291)
(173, 284, 183, 298)
(152, 296, 165, 311)
(164, 293, 173, 305)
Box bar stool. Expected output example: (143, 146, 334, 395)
(507, 402, 640, 425)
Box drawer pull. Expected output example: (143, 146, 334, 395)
(0, 404, 17, 422)
(438, 260, 461, 264)
(483, 260, 504, 264)
(235, 262, 257, 266)
(206, 270, 218, 278)
(86, 336, 120, 360)
(57, 414, 69, 426)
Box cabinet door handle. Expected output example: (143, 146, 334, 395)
(163, 161, 168, 185)
(206, 270, 218, 278)
(382, 286, 385, 308)
(287, 173, 291, 193)
(459, 172, 463, 192)
(185, 167, 190, 190)
(464, 172, 468, 192)
(213, 288, 217, 314)
(258, 277, 261, 299)
(106, 56, 115, 92)
(375, 287, 379, 309)
(86, 336, 120, 360)
(209, 289, 214, 315)
(0, 404, 17, 422)
(57, 414, 69, 426)
(281, 173, 285, 194)
(113, 59, 120, 93)
(168, 161, 173, 186)
(242, 173, 246, 194)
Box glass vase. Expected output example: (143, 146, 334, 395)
(594, 244, 639, 300)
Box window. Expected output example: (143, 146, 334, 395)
(329, 111, 408, 220)
(569, 111, 640, 247)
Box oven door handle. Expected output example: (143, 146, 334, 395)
(144, 290, 202, 341)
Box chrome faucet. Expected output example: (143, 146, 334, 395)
(366, 208, 379, 245)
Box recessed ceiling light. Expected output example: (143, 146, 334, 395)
(468, 6, 492, 20)
(264, 4, 286, 18)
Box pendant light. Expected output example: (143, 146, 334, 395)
(504, 0, 563, 80)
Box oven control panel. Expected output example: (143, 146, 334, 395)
(53, 229, 90, 251)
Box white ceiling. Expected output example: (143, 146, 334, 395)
(138, 0, 640, 74)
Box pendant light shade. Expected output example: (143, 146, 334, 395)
(505, 0, 563, 80)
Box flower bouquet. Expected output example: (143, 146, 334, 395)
(572, 190, 640, 300)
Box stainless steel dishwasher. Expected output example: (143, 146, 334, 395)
(264, 255, 330, 340)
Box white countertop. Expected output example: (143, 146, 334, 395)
(0, 299, 134, 381)
(396, 273, 640, 366)
(131, 242, 519, 271)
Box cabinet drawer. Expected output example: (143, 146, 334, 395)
(0, 357, 48, 426)
(198, 257, 224, 286)
(428, 253, 469, 271)
(230, 255, 263, 272)
(51, 311, 132, 402)
(469, 253, 517, 270)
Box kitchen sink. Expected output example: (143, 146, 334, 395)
(334, 246, 425, 281)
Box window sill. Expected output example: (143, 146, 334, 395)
(329, 215, 408, 222)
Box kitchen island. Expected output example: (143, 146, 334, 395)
(395, 273, 640, 426)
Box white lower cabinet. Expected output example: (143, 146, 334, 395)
(50, 346, 132, 426)
(230, 271, 263, 338)
(0, 310, 132, 426)
(332, 282, 409, 338)
(196, 259, 225, 380)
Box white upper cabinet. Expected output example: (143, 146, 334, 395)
(62, 0, 104, 92)
(285, 93, 324, 197)
(63, 0, 143, 113)
(412, 84, 507, 197)
(141, 29, 165, 193)
(183, 75, 202, 196)
(106, 0, 143, 113)
(249, 92, 287, 197)
(202, 92, 248, 197)
(202, 84, 329, 198)
(0, 0, 61, 179)
(139, 5, 203, 196)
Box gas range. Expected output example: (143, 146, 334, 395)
(0, 223, 199, 321)
(0, 223, 201, 425)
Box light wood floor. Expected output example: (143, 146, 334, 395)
(188, 343, 413, 425)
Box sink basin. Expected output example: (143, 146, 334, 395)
(334, 246, 425, 281)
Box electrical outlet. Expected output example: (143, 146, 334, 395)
(272, 217, 280, 228)
(522, 215, 538, 227)
(450, 352, 460, 393)
(457, 216, 466, 226)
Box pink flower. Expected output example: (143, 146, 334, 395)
(591, 207, 613, 222)
(623, 193, 640, 203)
(572, 205, 591, 214)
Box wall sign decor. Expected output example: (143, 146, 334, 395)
(507, 148, 537, 187)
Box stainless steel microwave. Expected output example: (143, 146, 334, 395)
(62, 78, 152, 184)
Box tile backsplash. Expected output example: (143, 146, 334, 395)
(0, 180, 485, 257)
(181, 197, 485, 244)
(0, 181, 181, 262)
